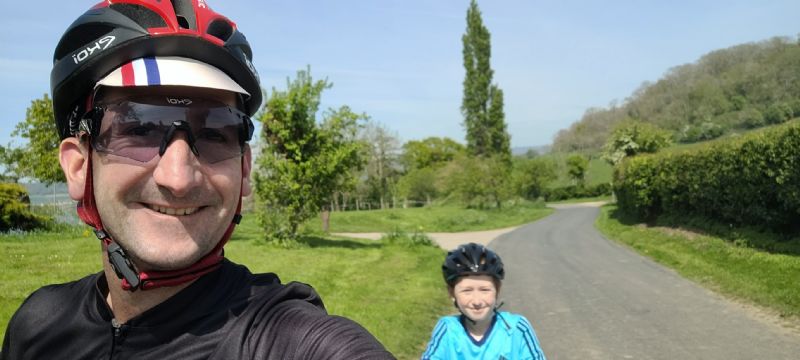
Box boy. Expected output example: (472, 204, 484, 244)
(422, 243, 546, 359)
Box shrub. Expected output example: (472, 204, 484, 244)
(381, 227, 434, 247)
(680, 122, 725, 142)
(739, 108, 765, 129)
(544, 183, 612, 201)
(0, 183, 49, 232)
(789, 99, 800, 118)
(764, 102, 793, 125)
(614, 122, 800, 231)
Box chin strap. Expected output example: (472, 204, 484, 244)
(77, 148, 244, 291)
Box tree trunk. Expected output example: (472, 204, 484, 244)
(320, 210, 330, 232)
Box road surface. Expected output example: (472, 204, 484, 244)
(492, 204, 800, 359)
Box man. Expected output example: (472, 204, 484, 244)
(1, 1, 394, 359)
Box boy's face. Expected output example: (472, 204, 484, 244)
(451, 275, 498, 323)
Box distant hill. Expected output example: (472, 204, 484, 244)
(552, 35, 800, 153)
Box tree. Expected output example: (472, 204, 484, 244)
(0, 145, 23, 182)
(440, 154, 511, 209)
(602, 120, 672, 166)
(358, 120, 402, 209)
(253, 68, 365, 245)
(461, 0, 510, 160)
(511, 157, 556, 200)
(7, 94, 64, 184)
(565, 154, 589, 186)
(396, 167, 438, 206)
(400, 137, 466, 171)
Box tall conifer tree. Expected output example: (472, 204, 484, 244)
(461, 0, 510, 159)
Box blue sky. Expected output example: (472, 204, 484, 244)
(1, 1, 799, 149)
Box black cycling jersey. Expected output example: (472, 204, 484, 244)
(1, 259, 395, 359)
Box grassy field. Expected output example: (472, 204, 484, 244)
(542, 153, 613, 188)
(303, 202, 554, 233)
(595, 205, 800, 322)
(1, 217, 452, 359)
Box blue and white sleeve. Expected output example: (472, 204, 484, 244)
(421, 318, 448, 360)
(517, 316, 547, 360)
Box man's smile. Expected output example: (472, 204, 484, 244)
(146, 204, 201, 216)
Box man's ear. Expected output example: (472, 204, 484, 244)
(241, 145, 253, 197)
(59, 138, 88, 200)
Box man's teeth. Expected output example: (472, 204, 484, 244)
(149, 205, 199, 216)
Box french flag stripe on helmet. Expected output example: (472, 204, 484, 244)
(97, 56, 248, 95)
(120, 57, 161, 86)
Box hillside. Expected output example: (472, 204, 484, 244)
(553, 35, 800, 153)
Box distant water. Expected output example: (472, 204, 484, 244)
(17, 182, 81, 224)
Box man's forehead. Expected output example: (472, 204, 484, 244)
(96, 85, 238, 106)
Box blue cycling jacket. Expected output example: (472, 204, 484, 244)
(421, 311, 546, 360)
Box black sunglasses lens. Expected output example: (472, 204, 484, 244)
(92, 101, 247, 163)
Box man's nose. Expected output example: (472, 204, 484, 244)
(152, 131, 202, 197)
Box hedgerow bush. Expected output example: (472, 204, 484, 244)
(0, 183, 49, 232)
(544, 183, 612, 201)
(614, 122, 800, 231)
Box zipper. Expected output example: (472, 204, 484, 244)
(110, 318, 123, 359)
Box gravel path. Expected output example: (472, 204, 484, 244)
(332, 201, 607, 250)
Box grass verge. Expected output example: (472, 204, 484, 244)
(1, 216, 451, 360)
(595, 205, 800, 322)
(304, 202, 554, 233)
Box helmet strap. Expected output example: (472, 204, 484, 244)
(77, 147, 244, 291)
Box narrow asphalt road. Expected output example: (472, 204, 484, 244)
(491, 204, 800, 360)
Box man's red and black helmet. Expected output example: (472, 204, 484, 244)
(442, 243, 505, 285)
(51, 0, 262, 139)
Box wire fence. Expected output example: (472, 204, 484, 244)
(30, 201, 82, 225)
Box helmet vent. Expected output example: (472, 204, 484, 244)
(109, 4, 167, 29)
(207, 19, 234, 42)
(171, 0, 197, 30)
(53, 23, 116, 60)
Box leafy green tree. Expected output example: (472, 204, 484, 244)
(740, 108, 765, 128)
(400, 137, 465, 171)
(461, 0, 510, 160)
(8, 94, 64, 184)
(511, 157, 556, 200)
(0, 145, 23, 182)
(254, 68, 365, 245)
(602, 121, 672, 166)
(440, 154, 511, 209)
(764, 102, 793, 124)
(396, 167, 438, 206)
(566, 154, 589, 186)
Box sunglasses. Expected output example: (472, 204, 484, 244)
(80, 97, 254, 164)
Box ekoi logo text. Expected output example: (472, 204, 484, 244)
(72, 35, 116, 64)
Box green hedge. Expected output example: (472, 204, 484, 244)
(0, 183, 49, 232)
(614, 122, 800, 231)
(544, 183, 612, 201)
